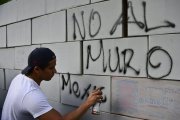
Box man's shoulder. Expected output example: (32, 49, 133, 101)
(9, 74, 40, 96)
(11, 73, 24, 83)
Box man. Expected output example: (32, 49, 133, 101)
(1, 47, 102, 120)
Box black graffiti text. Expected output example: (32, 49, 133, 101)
(128, 1, 175, 32)
(86, 41, 173, 79)
(86, 40, 140, 75)
(72, 1, 176, 40)
(61, 73, 107, 103)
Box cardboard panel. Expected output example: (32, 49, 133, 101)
(112, 77, 180, 120)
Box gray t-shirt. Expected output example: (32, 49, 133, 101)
(1, 74, 52, 120)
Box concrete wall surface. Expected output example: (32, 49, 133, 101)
(0, 0, 180, 120)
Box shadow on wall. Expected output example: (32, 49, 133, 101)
(0, 107, 2, 119)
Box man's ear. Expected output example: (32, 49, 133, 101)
(34, 66, 41, 73)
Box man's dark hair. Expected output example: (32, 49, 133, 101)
(21, 47, 56, 75)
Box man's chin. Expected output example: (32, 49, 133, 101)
(44, 78, 52, 81)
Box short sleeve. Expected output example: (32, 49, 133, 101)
(22, 89, 53, 118)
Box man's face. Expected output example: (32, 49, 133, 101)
(39, 59, 57, 80)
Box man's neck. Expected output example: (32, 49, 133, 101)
(27, 74, 42, 85)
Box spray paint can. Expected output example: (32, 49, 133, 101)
(92, 102, 101, 115)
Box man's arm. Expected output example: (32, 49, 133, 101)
(37, 109, 63, 120)
(38, 89, 102, 120)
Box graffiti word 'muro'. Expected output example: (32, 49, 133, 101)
(86, 40, 173, 79)
(86, 40, 140, 75)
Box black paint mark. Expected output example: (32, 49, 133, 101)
(89, 9, 101, 38)
(122, 49, 140, 75)
(73, 11, 86, 40)
(128, 1, 144, 29)
(110, 14, 123, 35)
(61, 74, 107, 103)
(127, 1, 175, 32)
(81, 84, 91, 100)
(86, 40, 107, 72)
(72, 1, 175, 39)
(72, 81, 81, 98)
(108, 47, 123, 72)
(86, 41, 174, 79)
(142, 1, 175, 32)
(62, 73, 72, 94)
(86, 40, 140, 75)
(147, 46, 173, 79)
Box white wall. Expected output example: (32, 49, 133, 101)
(0, 0, 180, 120)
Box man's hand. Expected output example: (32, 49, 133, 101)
(85, 88, 103, 107)
(38, 88, 103, 120)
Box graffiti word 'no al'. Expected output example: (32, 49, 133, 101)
(72, 1, 175, 40)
